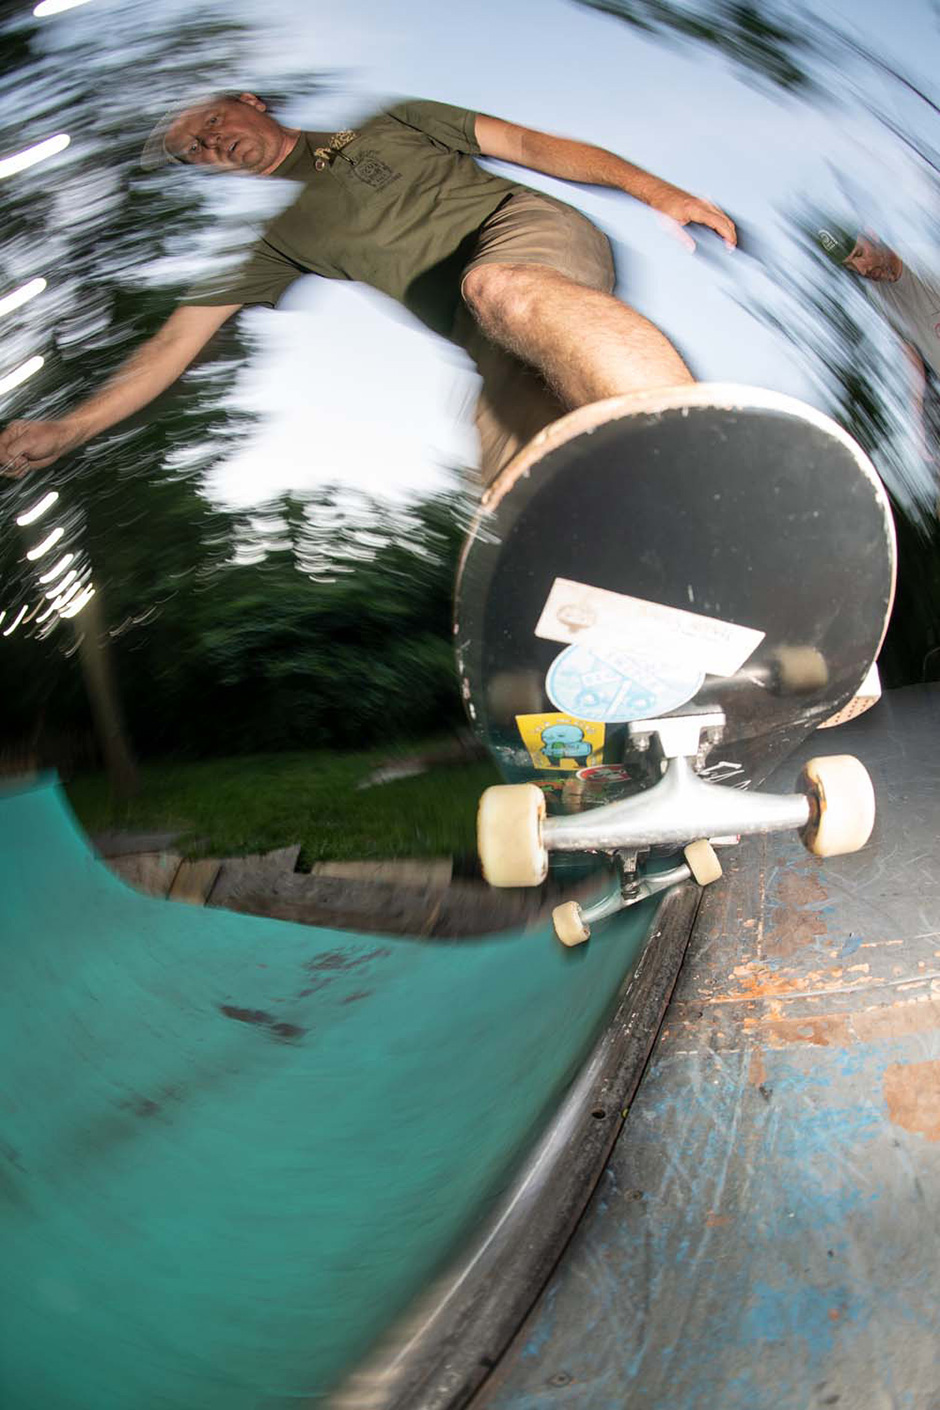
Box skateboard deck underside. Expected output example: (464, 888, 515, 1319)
(455, 390, 896, 807)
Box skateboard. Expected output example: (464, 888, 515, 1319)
(454, 385, 897, 945)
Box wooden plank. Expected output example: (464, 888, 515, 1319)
(107, 851, 182, 898)
(168, 858, 222, 905)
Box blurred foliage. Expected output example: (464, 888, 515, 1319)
(110, 483, 473, 756)
(742, 208, 940, 687)
(0, 2, 471, 769)
(1, 470, 474, 761)
(574, 0, 817, 92)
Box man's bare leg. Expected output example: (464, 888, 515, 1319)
(461, 262, 693, 409)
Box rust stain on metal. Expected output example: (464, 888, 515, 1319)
(711, 958, 877, 1005)
(764, 909, 828, 960)
(744, 995, 940, 1050)
(760, 868, 831, 960)
(776, 871, 829, 907)
(748, 1047, 767, 1087)
(836, 995, 940, 1045)
(883, 1059, 940, 1142)
(722, 963, 821, 1000)
(705, 1213, 732, 1228)
(754, 1013, 854, 1048)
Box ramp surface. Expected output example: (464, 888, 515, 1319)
(475, 685, 940, 1409)
(0, 778, 662, 1408)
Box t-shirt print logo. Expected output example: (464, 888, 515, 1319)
(350, 149, 401, 190)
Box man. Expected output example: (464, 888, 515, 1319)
(1, 92, 736, 485)
(817, 222, 940, 458)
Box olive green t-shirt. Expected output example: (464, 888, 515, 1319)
(181, 99, 527, 335)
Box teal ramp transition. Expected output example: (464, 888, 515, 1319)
(0, 777, 658, 1407)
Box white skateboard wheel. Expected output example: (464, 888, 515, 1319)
(553, 900, 591, 947)
(798, 755, 876, 856)
(477, 783, 548, 888)
(683, 839, 723, 886)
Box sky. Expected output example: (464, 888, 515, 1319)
(12, 0, 940, 511)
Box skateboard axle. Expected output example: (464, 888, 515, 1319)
(579, 861, 692, 928)
(543, 754, 811, 855)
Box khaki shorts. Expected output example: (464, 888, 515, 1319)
(451, 188, 616, 487)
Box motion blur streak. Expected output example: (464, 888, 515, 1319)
(38, 552, 73, 584)
(16, 491, 58, 527)
(34, 0, 95, 13)
(25, 525, 64, 560)
(0, 133, 69, 179)
(0, 278, 46, 319)
(45, 569, 76, 598)
(2, 605, 28, 637)
(60, 584, 94, 618)
(0, 355, 44, 397)
(51, 579, 81, 611)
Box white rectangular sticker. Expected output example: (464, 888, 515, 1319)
(535, 578, 764, 678)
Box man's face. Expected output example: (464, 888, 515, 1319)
(844, 236, 901, 282)
(164, 94, 286, 174)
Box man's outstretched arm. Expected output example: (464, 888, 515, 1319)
(474, 114, 736, 250)
(0, 302, 242, 476)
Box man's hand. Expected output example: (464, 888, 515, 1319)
(0, 303, 242, 479)
(648, 182, 737, 252)
(0, 418, 83, 477)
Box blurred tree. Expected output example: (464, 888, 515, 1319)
(147, 481, 473, 756)
(0, 2, 328, 779)
(573, 0, 817, 92)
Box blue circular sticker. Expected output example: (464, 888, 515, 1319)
(545, 640, 704, 723)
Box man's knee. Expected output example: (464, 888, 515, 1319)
(462, 263, 537, 328)
(462, 263, 576, 332)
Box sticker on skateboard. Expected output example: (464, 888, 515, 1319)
(514, 712, 606, 771)
(535, 578, 765, 677)
(544, 637, 704, 722)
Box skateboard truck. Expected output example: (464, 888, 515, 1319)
(552, 848, 697, 948)
(477, 711, 876, 945)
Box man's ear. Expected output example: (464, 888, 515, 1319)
(237, 92, 267, 112)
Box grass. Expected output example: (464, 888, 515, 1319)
(64, 743, 502, 865)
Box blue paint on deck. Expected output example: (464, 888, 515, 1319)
(479, 693, 940, 1410)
